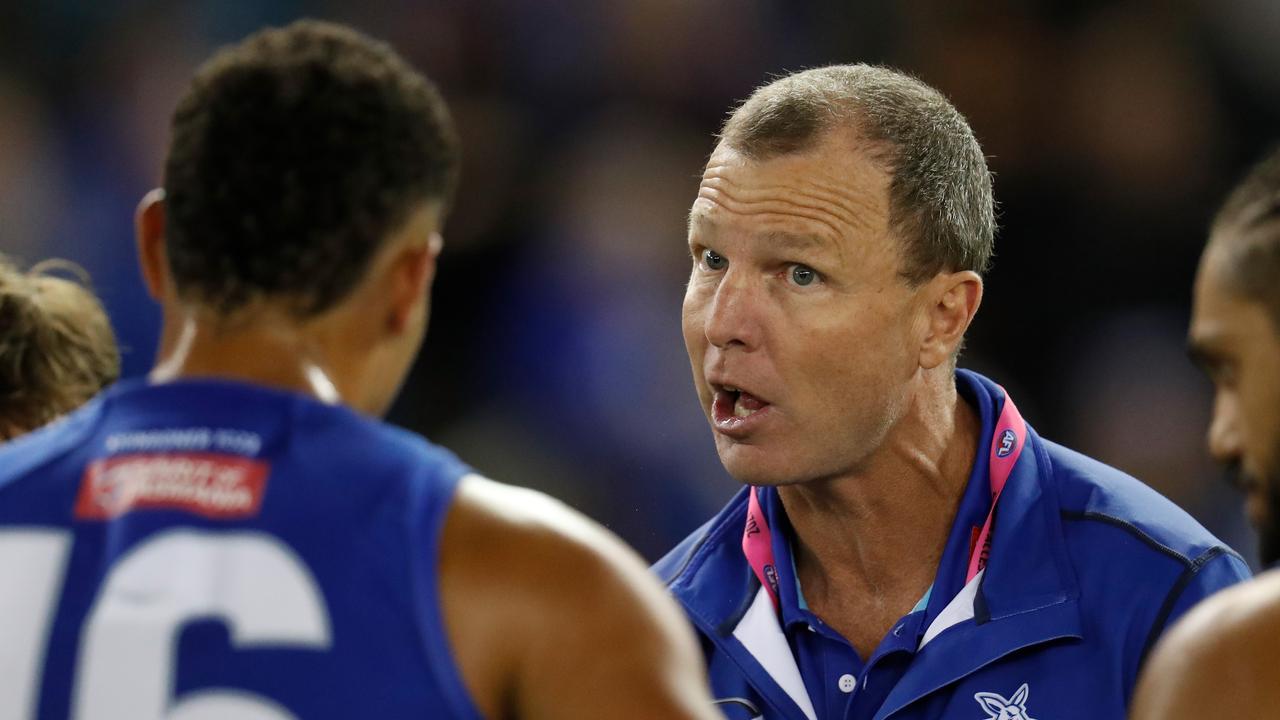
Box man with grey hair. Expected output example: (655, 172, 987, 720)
(654, 64, 1248, 720)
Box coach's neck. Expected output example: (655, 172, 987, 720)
(777, 368, 978, 657)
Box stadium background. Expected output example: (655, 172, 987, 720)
(1, 0, 1276, 565)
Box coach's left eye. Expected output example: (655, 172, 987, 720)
(789, 265, 818, 287)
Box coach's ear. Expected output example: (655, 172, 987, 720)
(918, 269, 983, 370)
(135, 189, 172, 303)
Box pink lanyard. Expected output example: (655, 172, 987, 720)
(742, 389, 1028, 612)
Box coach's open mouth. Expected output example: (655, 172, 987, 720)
(711, 385, 771, 432)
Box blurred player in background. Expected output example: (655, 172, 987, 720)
(0, 255, 118, 442)
(1132, 148, 1280, 719)
(0, 20, 718, 720)
(654, 64, 1250, 720)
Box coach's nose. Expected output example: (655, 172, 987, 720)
(702, 268, 764, 352)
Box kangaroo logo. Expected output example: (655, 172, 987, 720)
(996, 429, 1017, 458)
(974, 683, 1035, 720)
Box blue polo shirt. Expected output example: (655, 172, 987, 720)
(762, 375, 998, 719)
(656, 369, 1252, 720)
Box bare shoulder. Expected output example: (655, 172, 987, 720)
(1132, 570, 1280, 719)
(444, 473, 654, 570)
(439, 474, 718, 720)
(439, 474, 675, 609)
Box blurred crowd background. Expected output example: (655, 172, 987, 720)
(2, 0, 1276, 564)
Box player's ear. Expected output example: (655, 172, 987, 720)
(385, 233, 441, 335)
(918, 270, 983, 370)
(135, 189, 172, 303)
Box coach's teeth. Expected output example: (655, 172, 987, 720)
(734, 397, 752, 418)
(724, 385, 738, 393)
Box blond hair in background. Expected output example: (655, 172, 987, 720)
(0, 255, 119, 440)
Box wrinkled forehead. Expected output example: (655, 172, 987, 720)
(688, 140, 893, 247)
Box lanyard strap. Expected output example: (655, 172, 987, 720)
(965, 389, 1027, 583)
(743, 484, 781, 610)
(742, 388, 1027, 612)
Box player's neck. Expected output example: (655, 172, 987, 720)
(150, 311, 344, 405)
(778, 376, 979, 628)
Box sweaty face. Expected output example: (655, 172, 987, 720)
(682, 138, 924, 486)
(1189, 240, 1280, 564)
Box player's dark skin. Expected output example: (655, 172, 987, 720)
(135, 190, 722, 720)
(1131, 223, 1280, 720)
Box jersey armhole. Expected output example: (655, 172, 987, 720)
(407, 468, 487, 720)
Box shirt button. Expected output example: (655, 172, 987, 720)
(838, 674, 857, 693)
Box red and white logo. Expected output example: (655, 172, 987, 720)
(74, 452, 269, 520)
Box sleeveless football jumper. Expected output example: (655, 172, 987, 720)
(0, 378, 484, 720)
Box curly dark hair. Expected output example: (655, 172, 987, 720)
(163, 19, 460, 318)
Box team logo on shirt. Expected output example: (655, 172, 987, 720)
(996, 429, 1018, 458)
(974, 683, 1035, 720)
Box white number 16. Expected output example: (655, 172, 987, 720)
(0, 529, 331, 720)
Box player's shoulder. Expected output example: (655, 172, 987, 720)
(1042, 437, 1235, 567)
(438, 475, 685, 668)
(1163, 569, 1280, 650)
(0, 393, 106, 493)
(443, 475, 644, 578)
(440, 474, 691, 625)
(439, 476, 716, 720)
(1134, 570, 1280, 718)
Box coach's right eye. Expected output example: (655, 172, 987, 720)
(703, 249, 728, 271)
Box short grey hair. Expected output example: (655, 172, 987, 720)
(719, 64, 995, 285)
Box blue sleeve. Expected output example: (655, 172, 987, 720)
(1141, 546, 1251, 662)
(1121, 547, 1249, 706)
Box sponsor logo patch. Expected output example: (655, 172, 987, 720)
(74, 452, 269, 520)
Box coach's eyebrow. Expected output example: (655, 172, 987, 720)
(764, 231, 844, 264)
(687, 210, 716, 236)
(765, 231, 831, 252)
